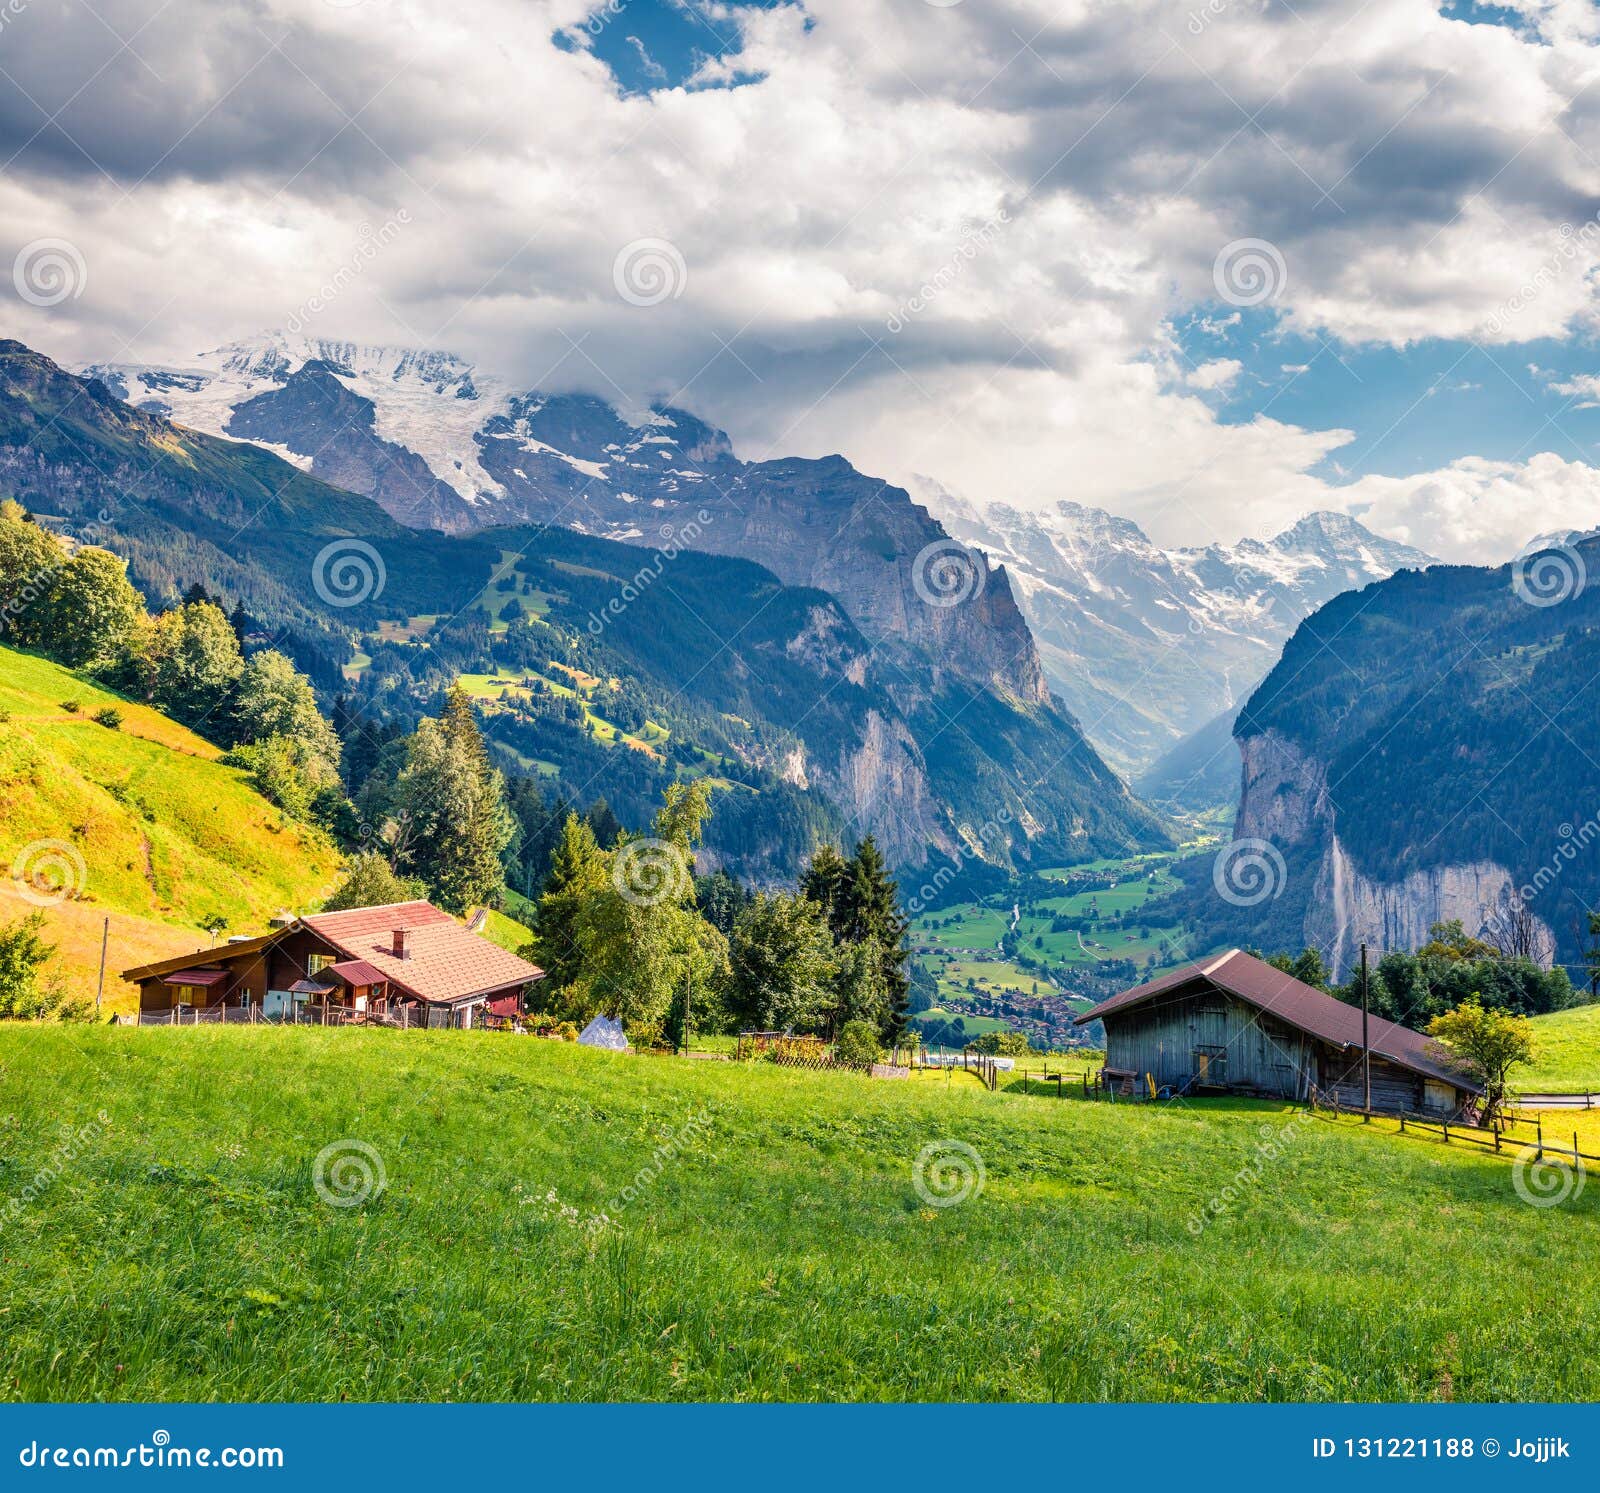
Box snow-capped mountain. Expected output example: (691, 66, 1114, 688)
(918, 481, 1437, 776)
(84, 335, 738, 534)
(84, 334, 1047, 706)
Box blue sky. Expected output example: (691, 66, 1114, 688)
(555, 0, 792, 96)
(1173, 311, 1600, 485)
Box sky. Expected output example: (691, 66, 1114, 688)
(4, 0, 1600, 560)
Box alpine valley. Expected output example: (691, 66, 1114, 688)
(923, 483, 1437, 786)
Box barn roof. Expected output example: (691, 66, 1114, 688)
(1074, 948, 1479, 1092)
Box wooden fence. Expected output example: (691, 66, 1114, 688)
(1309, 1087, 1600, 1170)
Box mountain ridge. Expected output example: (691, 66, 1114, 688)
(922, 483, 1437, 775)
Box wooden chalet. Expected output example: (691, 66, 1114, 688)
(123, 900, 544, 1029)
(1075, 948, 1480, 1119)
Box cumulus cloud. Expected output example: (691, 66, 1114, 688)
(2, 0, 1599, 561)
(1345, 452, 1600, 562)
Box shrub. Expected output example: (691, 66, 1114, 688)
(92, 706, 123, 729)
(835, 1020, 883, 1069)
(60, 699, 80, 713)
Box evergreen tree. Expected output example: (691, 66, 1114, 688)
(586, 796, 625, 848)
(529, 812, 606, 1003)
(394, 700, 515, 912)
(842, 837, 911, 1042)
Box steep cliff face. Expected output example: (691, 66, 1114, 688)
(718, 457, 1048, 705)
(1233, 731, 1553, 979)
(1308, 836, 1544, 982)
(822, 709, 953, 867)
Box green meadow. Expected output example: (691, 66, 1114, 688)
(2, 1025, 1597, 1403)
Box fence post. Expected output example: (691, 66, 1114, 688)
(1443, 1119, 1449, 1145)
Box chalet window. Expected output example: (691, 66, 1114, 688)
(307, 954, 334, 976)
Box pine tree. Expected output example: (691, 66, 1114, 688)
(843, 837, 911, 1042)
(531, 813, 605, 1005)
(394, 696, 514, 912)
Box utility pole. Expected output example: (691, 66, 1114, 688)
(1361, 941, 1372, 1121)
(681, 967, 691, 1057)
(95, 916, 109, 1019)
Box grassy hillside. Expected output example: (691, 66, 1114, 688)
(2, 1025, 1596, 1402)
(1524, 1004, 1600, 1092)
(0, 645, 339, 1009)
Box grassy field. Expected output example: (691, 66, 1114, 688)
(0, 646, 340, 1010)
(1523, 1004, 1600, 1092)
(2, 1025, 1598, 1402)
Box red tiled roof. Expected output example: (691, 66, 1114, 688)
(327, 958, 389, 988)
(298, 901, 544, 1005)
(1074, 948, 1478, 1092)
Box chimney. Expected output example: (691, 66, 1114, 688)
(392, 928, 409, 960)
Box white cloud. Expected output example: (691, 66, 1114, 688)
(2, 0, 1599, 562)
(1342, 452, 1600, 562)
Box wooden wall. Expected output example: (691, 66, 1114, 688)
(1103, 985, 1315, 1099)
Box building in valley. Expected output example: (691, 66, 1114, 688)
(123, 900, 543, 1029)
(1075, 948, 1480, 1117)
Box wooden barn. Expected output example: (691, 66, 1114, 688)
(123, 900, 544, 1029)
(1075, 949, 1480, 1118)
